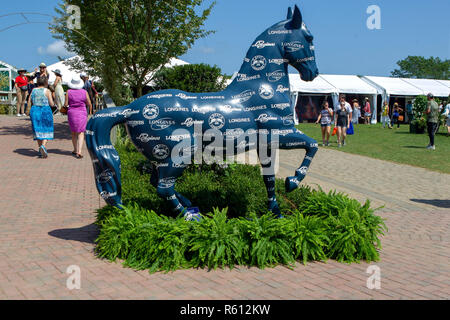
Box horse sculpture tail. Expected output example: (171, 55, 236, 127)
(85, 106, 128, 208)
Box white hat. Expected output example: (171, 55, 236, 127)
(80, 72, 87, 78)
(68, 75, 84, 90)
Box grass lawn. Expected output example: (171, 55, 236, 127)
(295, 122, 450, 174)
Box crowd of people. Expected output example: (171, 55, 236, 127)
(314, 93, 450, 151)
(14, 62, 96, 159)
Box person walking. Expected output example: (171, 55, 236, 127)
(380, 101, 392, 129)
(14, 68, 29, 117)
(334, 100, 350, 147)
(443, 99, 450, 137)
(425, 93, 439, 150)
(351, 99, 361, 125)
(64, 76, 93, 159)
(315, 100, 333, 146)
(52, 69, 65, 115)
(363, 97, 371, 124)
(391, 103, 403, 129)
(26, 77, 55, 158)
(406, 100, 413, 124)
(81, 73, 98, 114)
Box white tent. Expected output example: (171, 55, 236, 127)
(401, 78, 450, 97)
(318, 74, 378, 123)
(47, 56, 189, 86)
(288, 74, 338, 124)
(436, 80, 450, 89)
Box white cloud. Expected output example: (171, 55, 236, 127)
(37, 40, 74, 57)
(200, 46, 215, 54)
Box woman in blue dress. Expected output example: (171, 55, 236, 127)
(27, 77, 55, 158)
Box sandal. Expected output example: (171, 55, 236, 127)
(76, 154, 84, 159)
(39, 145, 48, 158)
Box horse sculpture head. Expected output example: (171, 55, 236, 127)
(268, 5, 319, 82)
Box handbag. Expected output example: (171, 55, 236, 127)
(20, 85, 28, 91)
(331, 126, 337, 136)
(60, 106, 68, 114)
(398, 115, 404, 122)
(347, 122, 354, 135)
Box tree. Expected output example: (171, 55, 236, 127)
(152, 63, 229, 93)
(50, 0, 215, 104)
(391, 56, 449, 80)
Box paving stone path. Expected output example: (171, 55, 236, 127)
(0, 115, 449, 299)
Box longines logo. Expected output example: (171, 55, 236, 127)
(165, 134, 190, 142)
(208, 113, 226, 129)
(165, 106, 189, 112)
(192, 105, 216, 114)
(176, 93, 197, 100)
(229, 117, 250, 123)
(236, 73, 261, 82)
(181, 118, 204, 127)
(251, 55, 267, 71)
(147, 93, 172, 99)
(150, 118, 175, 130)
(119, 108, 140, 117)
(96, 169, 114, 183)
(268, 29, 292, 35)
(136, 133, 160, 142)
(266, 70, 286, 82)
(255, 113, 277, 123)
(152, 144, 170, 159)
(127, 120, 144, 127)
(269, 58, 288, 65)
(252, 40, 276, 49)
(297, 56, 315, 63)
(142, 104, 159, 120)
(271, 103, 290, 110)
(276, 85, 290, 93)
(244, 105, 267, 111)
(282, 41, 304, 52)
(232, 90, 256, 103)
(258, 85, 275, 100)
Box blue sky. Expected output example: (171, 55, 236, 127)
(0, 0, 449, 77)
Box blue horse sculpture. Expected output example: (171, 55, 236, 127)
(86, 5, 319, 220)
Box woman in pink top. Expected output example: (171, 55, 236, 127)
(64, 76, 93, 159)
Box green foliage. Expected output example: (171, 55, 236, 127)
(239, 213, 295, 268)
(412, 95, 428, 131)
(391, 56, 449, 80)
(152, 63, 228, 93)
(287, 211, 328, 264)
(51, 0, 215, 100)
(189, 208, 245, 269)
(94, 144, 387, 273)
(0, 71, 9, 91)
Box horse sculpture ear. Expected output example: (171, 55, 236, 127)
(291, 4, 303, 29)
(287, 7, 293, 19)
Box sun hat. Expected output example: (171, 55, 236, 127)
(52, 69, 62, 76)
(68, 75, 84, 90)
(80, 72, 87, 78)
(39, 62, 47, 68)
(18, 68, 27, 73)
(427, 93, 434, 99)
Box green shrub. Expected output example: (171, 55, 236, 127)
(189, 208, 245, 269)
(94, 144, 387, 273)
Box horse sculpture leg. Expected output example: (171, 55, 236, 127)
(258, 140, 282, 218)
(150, 164, 192, 208)
(154, 166, 191, 215)
(279, 129, 318, 192)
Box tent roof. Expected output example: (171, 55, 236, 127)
(401, 78, 450, 97)
(436, 80, 450, 89)
(289, 74, 337, 94)
(363, 76, 423, 96)
(319, 74, 377, 95)
(47, 56, 189, 85)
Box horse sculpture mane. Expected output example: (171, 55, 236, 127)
(86, 5, 319, 220)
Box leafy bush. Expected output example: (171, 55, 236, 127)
(151, 63, 229, 93)
(94, 144, 387, 273)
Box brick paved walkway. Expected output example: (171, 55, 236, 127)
(0, 115, 449, 299)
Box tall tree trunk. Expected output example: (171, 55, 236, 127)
(136, 84, 143, 98)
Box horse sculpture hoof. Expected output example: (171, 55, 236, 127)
(285, 176, 301, 193)
(184, 207, 202, 222)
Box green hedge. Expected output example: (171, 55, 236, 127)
(95, 144, 387, 273)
